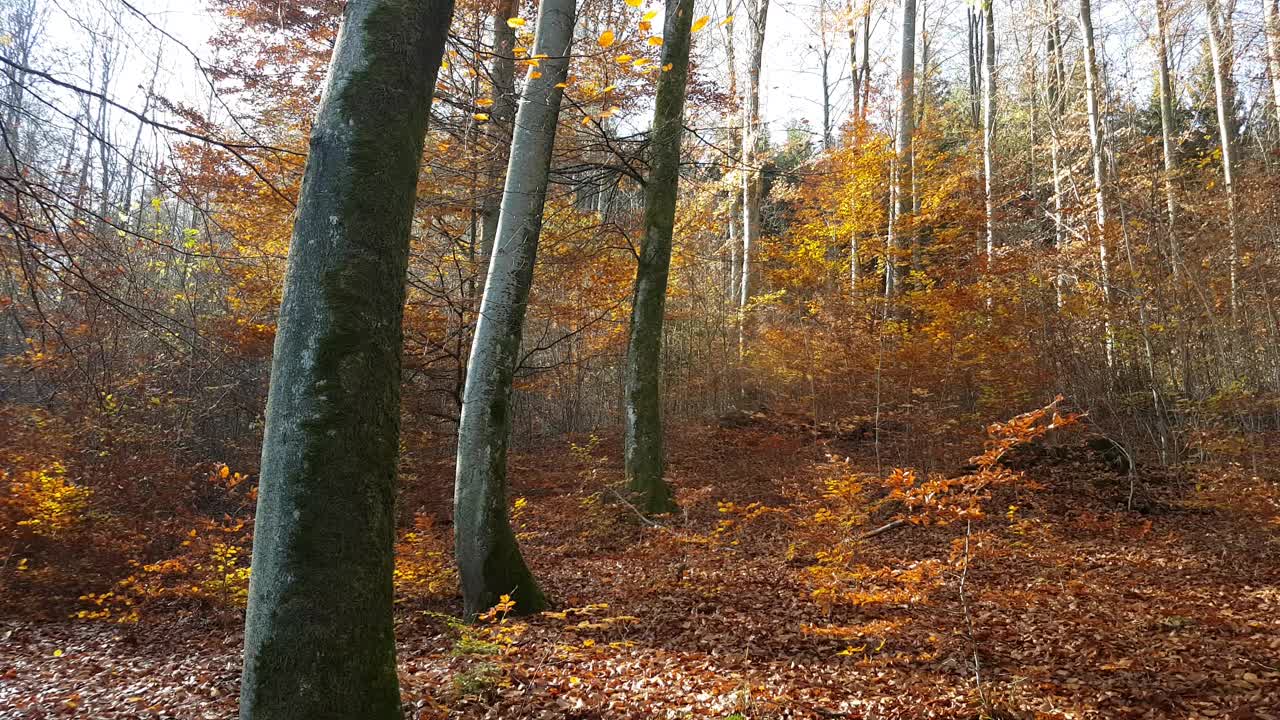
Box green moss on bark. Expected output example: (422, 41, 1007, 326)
(239, 2, 453, 719)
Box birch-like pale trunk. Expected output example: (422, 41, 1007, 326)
(1155, 0, 1180, 276)
(622, 0, 695, 515)
(740, 0, 770, 343)
(886, 0, 916, 298)
(981, 0, 996, 263)
(1045, 0, 1066, 251)
(239, 1, 453, 717)
(1079, 0, 1113, 366)
(1266, 0, 1280, 133)
(1205, 0, 1239, 318)
(455, 0, 577, 618)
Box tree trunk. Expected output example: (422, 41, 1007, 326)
(886, 0, 916, 297)
(1266, 0, 1280, 135)
(1155, 0, 1180, 276)
(1204, 0, 1239, 318)
(455, 0, 577, 618)
(740, 0, 770, 332)
(981, 0, 996, 263)
(1045, 0, 1065, 251)
(1079, 0, 1113, 365)
(622, 0, 695, 515)
(239, 1, 452, 718)
(477, 0, 519, 265)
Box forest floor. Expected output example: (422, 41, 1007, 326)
(3, 414, 1280, 719)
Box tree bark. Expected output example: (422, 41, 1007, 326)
(1154, 0, 1180, 276)
(740, 0, 770, 331)
(1266, 0, 1280, 135)
(1079, 0, 1113, 365)
(239, 1, 453, 718)
(981, 0, 996, 263)
(886, 0, 916, 297)
(622, 0, 695, 515)
(455, 0, 577, 618)
(477, 0, 519, 265)
(1204, 0, 1239, 318)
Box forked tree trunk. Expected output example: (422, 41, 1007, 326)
(454, 0, 577, 618)
(239, 1, 453, 718)
(622, 0, 695, 515)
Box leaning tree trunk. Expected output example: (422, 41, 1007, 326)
(455, 0, 577, 618)
(1205, 0, 1239, 318)
(1045, 0, 1066, 251)
(981, 0, 996, 263)
(1079, 0, 1113, 366)
(739, 0, 770, 350)
(239, 1, 453, 718)
(622, 0, 695, 515)
(886, 0, 916, 297)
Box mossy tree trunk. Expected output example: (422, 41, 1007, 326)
(238, 1, 453, 718)
(454, 0, 576, 618)
(622, 0, 695, 515)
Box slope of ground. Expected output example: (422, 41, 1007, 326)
(2, 417, 1278, 719)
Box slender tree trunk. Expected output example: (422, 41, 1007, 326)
(848, 0, 862, 120)
(1079, 0, 1113, 366)
(1155, 0, 1180, 277)
(1046, 0, 1065, 251)
(739, 0, 770, 346)
(477, 0, 519, 265)
(981, 0, 996, 263)
(1205, 0, 1239, 318)
(622, 0, 695, 514)
(239, 1, 453, 718)
(886, 0, 916, 297)
(455, 0, 577, 618)
(1266, 0, 1280, 135)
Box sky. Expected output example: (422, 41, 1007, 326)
(17, 0, 1279, 160)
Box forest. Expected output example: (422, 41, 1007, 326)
(1, 0, 1279, 716)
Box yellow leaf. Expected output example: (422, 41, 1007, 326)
(53, 649, 64, 657)
(506, 17, 525, 27)
(720, 15, 734, 26)
(473, 113, 491, 121)
(529, 71, 543, 79)
(662, 63, 673, 71)
(598, 30, 615, 47)
(642, 9, 658, 21)
(555, 82, 569, 88)
(648, 36, 663, 46)
(692, 15, 711, 32)
(633, 57, 651, 67)
(476, 97, 495, 107)
(219, 465, 230, 479)
(581, 115, 593, 125)
(625, 0, 642, 7)
(638, 20, 652, 32)
(615, 54, 634, 63)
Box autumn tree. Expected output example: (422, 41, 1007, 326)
(239, 1, 453, 718)
(622, 0, 698, 514)
(454, 0, 579, 618)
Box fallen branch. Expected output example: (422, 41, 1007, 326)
(859, 519, 907, 539)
